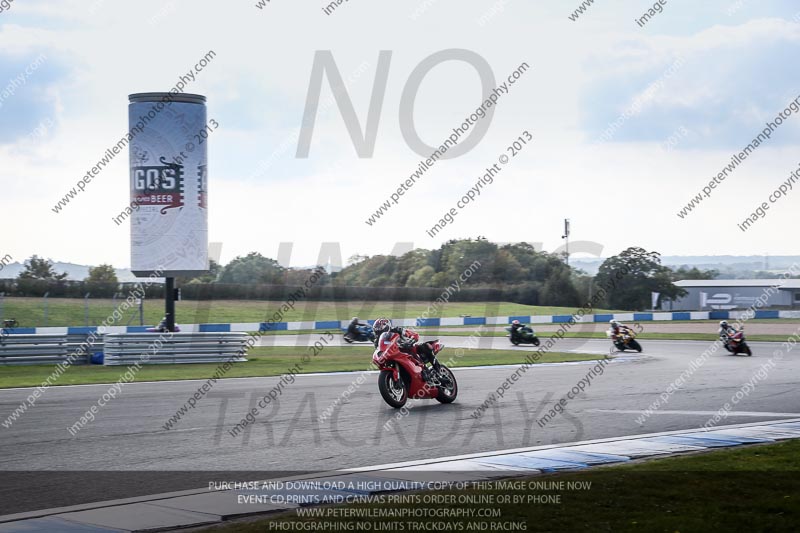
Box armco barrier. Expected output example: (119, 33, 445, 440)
(102, 332, 250, 366)
(8, 310, 800, 337)
(0, 334, 101, 366)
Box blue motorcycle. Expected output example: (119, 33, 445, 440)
(343, 324, 376, 343)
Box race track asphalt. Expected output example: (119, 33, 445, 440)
(1, 336, 798, 516)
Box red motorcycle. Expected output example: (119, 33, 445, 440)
(724, 329, 753, 356)
(372, 331, 457, 408)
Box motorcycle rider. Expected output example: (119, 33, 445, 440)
(346, 316, 367, 340)
(155, 316, 170, 333)
(608, 319, 628, 342)
(718, 320, 738, 345)
(373, 317, 439, 381)
(510, 319, 526, 340)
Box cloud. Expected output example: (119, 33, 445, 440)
(0, 49, 67, 143)
(582, 19, 800, 147)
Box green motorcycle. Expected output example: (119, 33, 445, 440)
(506, 325, 541, 346)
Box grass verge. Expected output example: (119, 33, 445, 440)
(200, 439, 800, 532)
(0, 298, 619, 328)
(0, 346, 602, 389)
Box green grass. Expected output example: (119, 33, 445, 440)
(4, 295, 795, 330)
(201, 440, 800, 533)
(0, 297, 620, 328)
(0, 346, 602, 389)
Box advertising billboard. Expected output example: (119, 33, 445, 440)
(128, 93, 209, 276)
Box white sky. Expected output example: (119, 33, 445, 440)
(1, 0, 799, 269)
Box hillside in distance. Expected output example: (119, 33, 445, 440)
(572, 255, 800, 278)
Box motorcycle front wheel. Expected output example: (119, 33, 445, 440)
(629, 339, 642, 353)
(742, 343, 753, 356)
(378, 370, 408, 408)
(532, 336, 541, 346)
(435, 366, 458, 404)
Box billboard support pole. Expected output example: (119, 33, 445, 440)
(165, 277, 176, 332)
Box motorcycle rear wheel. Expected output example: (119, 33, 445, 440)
(378, 370, 408, 408)
(435, 366, 458, 404)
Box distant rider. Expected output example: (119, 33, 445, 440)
(718, 320, 738, 343)
(510, 319, 526, 339)
(346, 316, 367, 339)
(372, 317, 438, 381)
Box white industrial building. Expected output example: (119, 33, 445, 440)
(670, 279, 800, 311)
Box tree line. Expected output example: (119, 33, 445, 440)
(6, 239, 720, 310)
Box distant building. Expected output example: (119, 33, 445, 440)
(669, 279, 800, 311)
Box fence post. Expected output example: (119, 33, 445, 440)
(139, 295, 144, 326)
(0, 292, 4, 322)
(43, 292, 49, 327)
(84, 292, 91, 326)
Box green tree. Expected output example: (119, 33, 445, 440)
(284, 267, 329, 286)
(492, 249, 526, 283)
(181, 259, 223, 284)
(595, 247, 686, 310)
(85, 264, 118, 283)
(406, 265, 436, 287)
(18, 256, 68, 281)
(394, 249, 430, 286)
(217, 253, 285, 284)
(541, 269, 580, 306)
(329, 238, 582, 305)
(438, 238, 496, 284)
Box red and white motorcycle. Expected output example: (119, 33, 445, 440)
(371, 332, 457, 408)
(724, 328, 753, 356)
